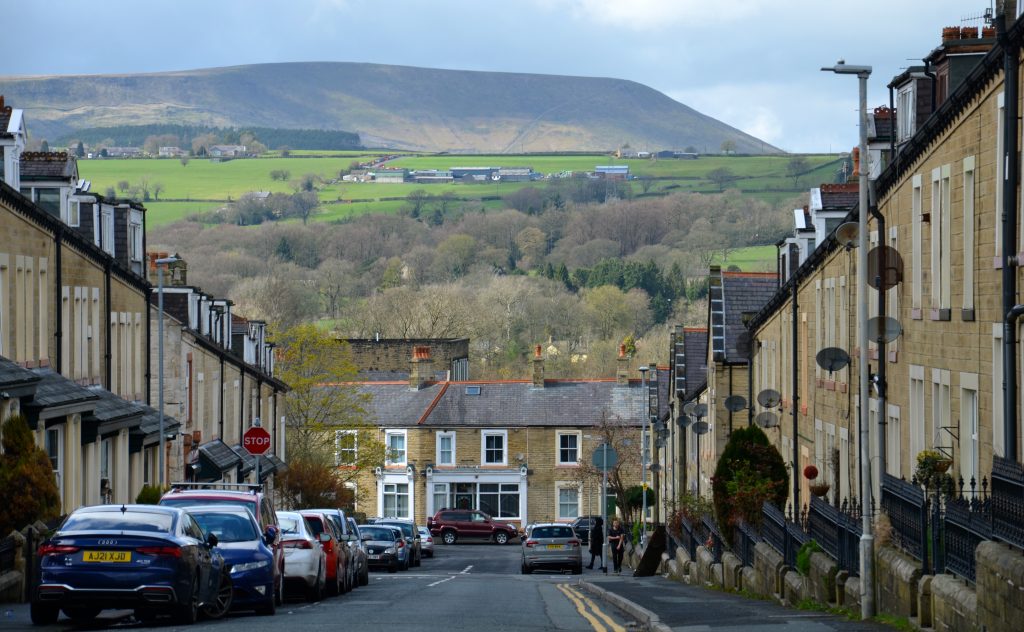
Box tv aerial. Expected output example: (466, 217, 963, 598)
(835, 222, 859, 250)
(756, 388, 782, 409)
(815, 347, 851, 375)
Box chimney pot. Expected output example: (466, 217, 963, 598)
(534, 345, 542, 359)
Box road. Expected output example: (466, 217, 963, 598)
(4, 543, 632, 632)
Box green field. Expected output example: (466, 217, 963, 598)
(715, 245, 777, 272)
(79, 153, 843, 226)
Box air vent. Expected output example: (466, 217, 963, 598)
(465, 386, 481, 395)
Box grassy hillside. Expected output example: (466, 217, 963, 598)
(0, 62, 778, 154)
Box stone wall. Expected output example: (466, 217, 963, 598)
(975, 541, 1024, 632)
(930, 575, 978, 632)
(875, 545, 921, 618)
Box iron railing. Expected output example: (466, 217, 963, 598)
(807, 495, 861, 576)
(881, 473, 927, 564)
(991, 456, 1024, 550)
(733, 520, 761, 567)
(0, 535, 16, 574)
(942, 477, 992, 584)
(761, 501, 807, 567)
(702, 514, 724, 564)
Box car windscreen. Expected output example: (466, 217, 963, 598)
(532, 526, 575, 539)
(191, 512, 258, 543)
(360, 527, 396, 541)
(63, 510, 174, 533)
(379, 522, 413, 537)
(278, 515, 305, 537)
(161, 497, 257, 513)
(304, 516, 326, 538)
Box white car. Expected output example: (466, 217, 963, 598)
(418, 526, 435, 558)
(277, 511, 326, 602)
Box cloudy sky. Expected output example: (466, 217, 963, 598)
(3, 0, 990, 152)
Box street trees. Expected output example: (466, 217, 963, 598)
(275, 324, 384, 509)
(569, 411, 644, 526)
(0, 414, 61, 534)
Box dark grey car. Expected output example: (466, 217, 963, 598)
(521, 523, 582, 574)
(374, 519, 422, 567)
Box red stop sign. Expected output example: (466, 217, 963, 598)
(243, 426, 272, 455)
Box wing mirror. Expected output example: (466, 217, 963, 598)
(206, 533, 219, 548)
(361, 533, 372, 542)
(319, 532, 332, 543)
(264, 526, 277, 545)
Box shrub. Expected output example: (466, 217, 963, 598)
(711, 425, 788, 543)
(0, 414, 61, 534)
(796, 539, 822, 576)
(135, 484, 167, 504)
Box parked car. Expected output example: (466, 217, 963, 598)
(311, 508, 363, 590)
(521, 523, 583, 575)
(358, 524, 405, 573)
(276, 512, 326, 601)
(427, 509, 519, 545)
(417, 526, 435, 558)
(30, 505, 226, 625)
(374, 519, 422, 566)
(300, 510, 351, 596)
(187, 506, 277, 616)
(159, 483, 284, 606)
(346, 517, 370, 586)
(570, 515, 601, 545)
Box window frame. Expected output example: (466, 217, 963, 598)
(556, 430, 581, 466)
(45, 426, 63, 492)
(335, 429, 358, 466)
(436, 431, 455, 466)
(382, 482, 410, 519)
(555, 482, 581, 520)
(384, 430, 407, 466)
(481, 429, 507, 466)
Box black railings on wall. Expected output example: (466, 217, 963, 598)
(679, 516, 698, 561)
(733, 520, 761, 568)
(808, 495, 862, 576)
(702, 514, 724, 564)
(881, 473, 927, 564)
(761, 501, 808, 568)
(943, 476, 993, 584)
(991, 456, 1024, 550)
(0, 535, 16, 574)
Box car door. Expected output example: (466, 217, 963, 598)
(184, 515, 216, 599)
(468, 511, 490, 538)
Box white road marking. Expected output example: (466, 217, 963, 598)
(459, 565, 473, 574)
(427, 576, 456, 587)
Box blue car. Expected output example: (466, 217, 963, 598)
(188, 506, 277, 615)
(31, 504, 227, 626)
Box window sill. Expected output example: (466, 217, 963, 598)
(555, 463, 580, 468)
(994, 256, 1004, 269)
(911, 308, 923, 320)
(961, 308, 975, 322)
(930, 308, 951, 321)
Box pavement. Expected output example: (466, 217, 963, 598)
(579, 571, 893, 632)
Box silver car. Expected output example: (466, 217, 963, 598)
(521, 523, 582, 574)
(417, 526, 435, 558)
(277, 511, 327, 601)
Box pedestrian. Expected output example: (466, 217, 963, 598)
(586, 516, 606, 572)
(607, 518, 626, 574)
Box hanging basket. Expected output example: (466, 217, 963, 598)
(809, 482, 831, 498)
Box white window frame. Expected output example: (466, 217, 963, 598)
(334, 429, 357, 466)
(886, 404, 901, 478)
(896, 84, 915, 142)
(996, 92, 1005, 261)
(481, 429, 507, 466)
(912, 174, 923, 312)
(931, 368, 951, 452)
(46, 426, 63, 491)
(555, 482, 581, 520)
(436, 431, 455, 466)
(963, 156, 976, 312)
(960, 373, 979, 488)
(385, 430, 407, 466)
(556, 430, 581, 466)
(432, 482, 449, 513)
(993, 324, 1005, 457)
(909, 365, 926, 463)
(382, 482, 410, 519)
(129, 219, 143, 264)
(67, 199, 80, 227)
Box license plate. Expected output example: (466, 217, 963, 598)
(83, 550, 131, 563)
(546, 544, 564, 550)
(368, 554, 380, 560)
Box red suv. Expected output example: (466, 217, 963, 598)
(427, 509, 518, 545)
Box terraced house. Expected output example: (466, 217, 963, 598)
(348, 345, 653, 531)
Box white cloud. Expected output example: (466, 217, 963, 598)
(532, 0, 775, 30)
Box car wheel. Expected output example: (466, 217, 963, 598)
(175, 576, 200, 625)
(427, 550, 434, 558)
(307, 565, 324, 602)
(30, 602, 59, 626)
(442, 530, 457, 545)
(328, 565, 340, 596)
(63, 607, 101, 623)
(521, 562, 532, 575)
(361, 565, 370, 586)
(255, 587, 276, 616)
(414, 552, 421, 567)
(387, 562, 397, 573)
(494, 531, 509, 545)
(202, 570, 233, 619)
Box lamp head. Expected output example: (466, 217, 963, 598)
(821, 60, 872, 76)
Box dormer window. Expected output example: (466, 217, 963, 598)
(896, 84, 915, 142)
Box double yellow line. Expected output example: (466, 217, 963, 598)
(556, 583, 626, 632)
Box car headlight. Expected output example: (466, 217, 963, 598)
(384, 547, 396, 555)
(231, 560, 270, 574)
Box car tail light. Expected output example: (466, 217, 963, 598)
(524, 540, 538, 548)
(567, 539, 580, 547)
(136, 546, 182, 557)
(282, 540, 313, 550)
(38, 544, 79, 556)
(396, 539, 404, 548)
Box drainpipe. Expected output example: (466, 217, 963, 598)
(1000, 10, 1020, 462)
(791, 281, 800, 513)
(748, 346, 755, 428)
(104, 261, 112, 390)
(219, 356, 225, 440)
(54, 225, 63, 373)
(888, 85, 897, 168)
(869, 203, 888, 476)
(145, 286, 152, 405)
(728, 364, 734, 436)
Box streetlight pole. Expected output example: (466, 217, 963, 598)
(602, 443, 609, 572)
(821, 61, 874, 620)
(155, 255, 180, 487)
(638, 366, 649, 546)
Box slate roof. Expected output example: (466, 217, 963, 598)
(19, 152, 77, 180)
(230, 444, 256, 476)
(136, 407, 181, 445)
(26, 368, 98, 408)
(198, 439, 242, 474)
(267, 454, 287, 472)
(682, 328, 708, 401)
(84, 386, 147, 425)
(0, 356, 40, 389)
(819, 183, 859, 211)
(721, 271, 779, 364)
(359, 379, 645, 428)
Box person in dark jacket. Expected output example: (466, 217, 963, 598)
(607, 518, 626, 574)
(586, 516, 606, 572)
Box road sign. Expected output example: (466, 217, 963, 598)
(591, 444, 618, 471)
(243, 426, 272, 455)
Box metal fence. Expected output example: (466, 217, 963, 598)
(807, 495, 861, 576)
(991, 456, 1024, 551)
(942, 477, 993, 584)
(0, 535, 16, 574)
(732, 520, 761, 568)
(880, 473, 927, 563)
(761, 501, 807, 567)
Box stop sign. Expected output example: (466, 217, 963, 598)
(243, 426, 272, 455)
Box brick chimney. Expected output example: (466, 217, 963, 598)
(409, 346, 434, 390)
(616, 344, 630, 385)
(149, 252, 188, 286)
(532, 345, 544, 388)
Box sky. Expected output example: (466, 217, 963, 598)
(1, 0, 993, 153)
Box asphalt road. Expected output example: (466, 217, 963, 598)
(4, 542, 633, 632)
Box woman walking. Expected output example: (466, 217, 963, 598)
(586, 517, 606, 572)
(607, 518, 626, 574)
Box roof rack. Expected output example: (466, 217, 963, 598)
(168, 481, 262, 493)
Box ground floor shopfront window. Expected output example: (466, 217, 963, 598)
(432, 481, 520, 518)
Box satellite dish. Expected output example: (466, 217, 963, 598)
(692, 421, 710, 435)
(682, 401, 697, 416)
(757, 389, 782, 408)
(725, 395, 747, 412)
(867, 316, 903, 343)
(736, 332, 752, 359)
(677, 414, 693, 428)
(654, 438, 666, 449)
(755, 411, 779, 428)
(649, 463, 662, 472)
(815, 347, 851, 373)
(867, 245, 904, 290)
(694, 403, 708, 418)
(835, 222, 859, 249)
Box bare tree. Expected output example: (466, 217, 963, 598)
(706, 167, 737, 192)
(786, 156, 809, 188)
(568, 411, 644, 525)
(153, 182, 165, 201)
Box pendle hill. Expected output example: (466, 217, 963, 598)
(0, 62, 777, 154)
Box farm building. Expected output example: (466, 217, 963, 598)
(495, 167, 534, 182)
(371, 168, 407, 183)
(410, 169, 454, 184)
(451, 166, 498, 180)
(595, 165, 629, 180)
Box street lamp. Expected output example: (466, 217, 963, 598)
(155, 254, 180, 486)
(638, 365, 649, 546)
(821, 60, 875, 620)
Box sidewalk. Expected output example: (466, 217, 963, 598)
(580, 573, 892, 632)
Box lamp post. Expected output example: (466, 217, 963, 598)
(821, 60, 874, 620)
(155, 254, 180, 486)
(638, 365, 649, 546)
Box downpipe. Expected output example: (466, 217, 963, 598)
(1000, 9, 1020, 462)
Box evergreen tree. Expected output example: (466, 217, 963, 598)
(711, 425, 788, 543)
(0, 414, 61, 534)
(75, 141, 85, 158)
